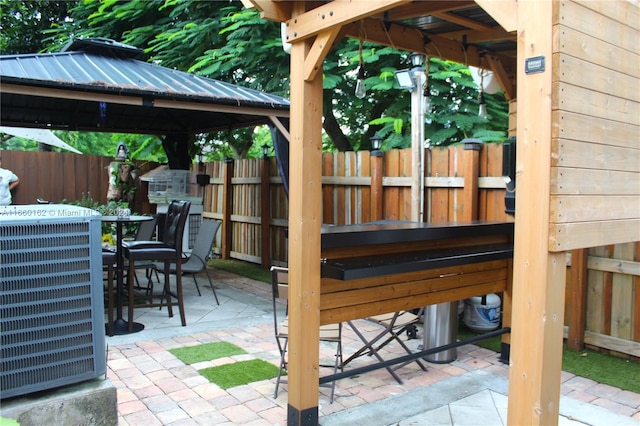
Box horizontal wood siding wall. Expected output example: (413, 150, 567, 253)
(549, 0, 640, 251)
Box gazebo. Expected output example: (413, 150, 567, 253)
(243, 1, 639, 426)
(0, 37, 290, 142)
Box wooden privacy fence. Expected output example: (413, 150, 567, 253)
(2, 148, 638, 357)
(200, 143, 638, 357)
(200, 143, 513, 265)
(3, 150, 158, 214)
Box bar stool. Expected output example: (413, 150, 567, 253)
(123, 200, 191, 331)
(102, 249, 117, 336)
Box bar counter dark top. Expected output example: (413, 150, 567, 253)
(321, 220, 514, 249)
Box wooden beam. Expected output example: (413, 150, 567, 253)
(508, 1, 566, 425)
(286, 3, 325, 424)
(486, 54, 515, 100)
(432, 11, 493, 31)
(244, 0, 292, 22)
(441, 26, 516, 44)
(384, 1, 476, 21)
(343, 19, 485, 68)
(284, 0, 411, 43)
(475, 0, 518, 32)
(2, 83, 291, 119)
(269, 116, 290, 141)
(303, 27, 341, 81)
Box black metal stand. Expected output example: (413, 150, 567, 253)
(320, 327, 511, 384)
(102, 216, 151, 335)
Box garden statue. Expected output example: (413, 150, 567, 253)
(107, 142, 137, 204)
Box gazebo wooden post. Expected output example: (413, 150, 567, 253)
(508, 2, 567, 424)
(286, 3, 324, 424)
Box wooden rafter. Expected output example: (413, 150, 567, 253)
(284, 0, 411, 43)
(383, 1, 476, 21)
(474, 0, 517, 32)
(441, 26, 516, 45)
(242, 0, 291, 21)
(486, 54, 515, 100)
(432, 11, 493, 31)
(343, 18, 484, 68)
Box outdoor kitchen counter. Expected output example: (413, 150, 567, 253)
(318, 221, 514, 325)
(321, 221, 514, 280)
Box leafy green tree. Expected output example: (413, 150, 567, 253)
(6, 0, 509, 161)
(0, 0, 71, 54)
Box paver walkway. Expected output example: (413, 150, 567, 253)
(107, 269, 640, 425)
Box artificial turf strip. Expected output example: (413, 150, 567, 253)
(457, 324, 640, 393)
(208, 258, 271, 283)
(199, 359, 280, 390)
(169, 342, 246, 365)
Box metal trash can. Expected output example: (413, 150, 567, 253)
(423, 301, 458, 363)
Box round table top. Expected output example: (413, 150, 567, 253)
(101, 215, 154, 223)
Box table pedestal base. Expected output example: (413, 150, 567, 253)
(107, 319, 145, 335)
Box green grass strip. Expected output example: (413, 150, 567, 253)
(199, 359, 280, 390)
(208, 258, 271, 283)
(562, 347, 640, 394)
(457, 324, 640, 393)
(169, 342, 246, 365)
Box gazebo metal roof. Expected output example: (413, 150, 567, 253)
(0, 38, 290, 135)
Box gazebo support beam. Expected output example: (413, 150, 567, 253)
(508, 1, 566, 424)
(286, 3, 325, 424)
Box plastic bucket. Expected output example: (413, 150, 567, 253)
(463, 294, 501, 333)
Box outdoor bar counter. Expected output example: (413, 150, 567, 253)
(319, 221, 514, 327)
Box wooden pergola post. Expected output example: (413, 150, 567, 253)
(286, 3, 324, 423)
(508, 2, 567, 424)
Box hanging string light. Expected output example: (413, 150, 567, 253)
(478, 68, 488, 120)
(422, 56, 431, 117)
(355, 39, 366, 99)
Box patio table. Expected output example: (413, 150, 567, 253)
(102, 215, 154, 335)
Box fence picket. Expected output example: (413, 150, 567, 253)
(5, 147, 638, 356)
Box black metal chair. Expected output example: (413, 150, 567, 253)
(124, 216, 159, 295)
(271, 266, 343, 403)
(344, 309, 427, 384)
(124, 200, 190, 331)
(153, 219, 221, 304)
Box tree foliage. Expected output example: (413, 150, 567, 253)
(2, 0, 509, 163)
(0, 1, 70, 54)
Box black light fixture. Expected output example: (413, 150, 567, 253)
(395, 52, 425, 92)
(262, 143, 270, 159)
(370, 132, 383, 156)
(410, 52, 425, 68)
